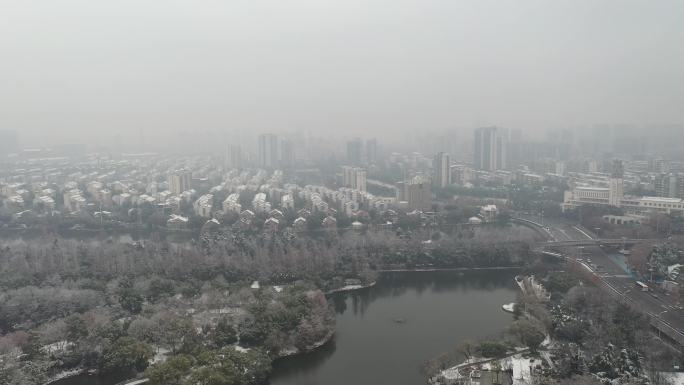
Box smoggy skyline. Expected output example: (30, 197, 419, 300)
(2, 0, 684, 148)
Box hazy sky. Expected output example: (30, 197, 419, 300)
(1, 0, 683, 148)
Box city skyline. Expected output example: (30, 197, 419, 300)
(3, 2, 684, 384)
(2, 1, 684, 148)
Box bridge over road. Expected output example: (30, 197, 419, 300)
(516, 216, 684, 348)
(513, 216, 656, 247)
(543, 238, 656, 247)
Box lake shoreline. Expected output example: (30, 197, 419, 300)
(52, 269, 517, 385)
(326, 281, 377, 295)
(47, 369, 136, 385)
(378, 266, 523, 272)
(269, 269, 518, 385)
(277, 328, 336, 359)
(47, 368, 87, 385)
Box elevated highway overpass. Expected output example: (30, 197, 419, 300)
(514, 215, 684, 347)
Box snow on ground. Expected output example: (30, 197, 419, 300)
(662, 372, 684, 385)
(327, 281, 377, 294)
(205, 307, 244, 316)
(339, 284, 364, 291)
(151, 347, 170, 364)
(46, 368, 85, 383)
(502, 355, 535, 385)
(440, 367, 463, 381)
(42, 340, 73, 354)
(438, 357, 485, 381)
(540, 351, 556, 371)
(122, 380, 149, 385)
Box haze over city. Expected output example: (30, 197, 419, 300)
(3, 2, 684, 385)
(2, 0, 684, 150)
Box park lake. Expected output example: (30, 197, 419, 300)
(55, 270, 518, 385)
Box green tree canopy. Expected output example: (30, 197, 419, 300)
(100, 336, 153, 374)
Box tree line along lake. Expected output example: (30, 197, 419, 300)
(55, 269, 518, 385)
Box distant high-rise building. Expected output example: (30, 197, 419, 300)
(225, 145, 243, 169)
(555, 161, 566, 176)
(395, 181, 406, 202)
(507, 128, 524, 168)
(655, 173, 678, 198)
(587, 159, 599, 173)
(258, 134, 279, 168)
(169, 170, 192, 196)
(280, 138, 294, 168)
(432, 152, 451, 188)
(0, 130, 18, 154)
(366, 138, 378, 165)
(652, 158, 670, 173)
(608, 159, 624, 206)
(611, 158, 624, 179)
(341, 166, 367, 192)
(677, 175, 684, 200)
(342, 166, 354, 187)
(355, 169, 367, 192)
(654, 173, 684, 199)
(347, 138, 364, 166)
(474, 127, 507, 171)
(407, 175, 432, 211)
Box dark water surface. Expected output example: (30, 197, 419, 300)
(269, 270, 516, 385)
(55, 270, 517, 385)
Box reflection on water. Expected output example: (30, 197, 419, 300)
(270, 270, 517, 385)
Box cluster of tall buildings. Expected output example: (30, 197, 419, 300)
(257, 133, 294, 169)
(346, 138, 378, 166)
(424, 127, 509, 190)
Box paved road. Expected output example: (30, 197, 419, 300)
(525, 215, 684, 343)
(570, 244, 684, 334)
(515, 214, 595, 242)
